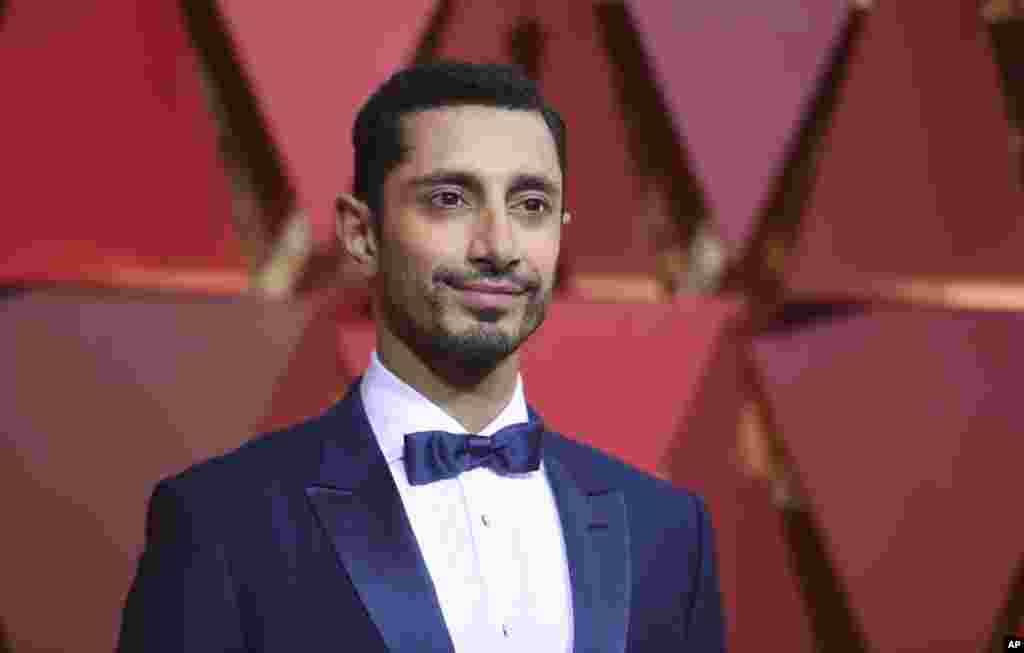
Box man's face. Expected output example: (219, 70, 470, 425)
(372, 105, 565, 375)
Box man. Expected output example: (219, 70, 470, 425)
(118, 61, 726, 652)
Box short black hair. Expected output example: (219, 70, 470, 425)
(351, 60, 567, 224)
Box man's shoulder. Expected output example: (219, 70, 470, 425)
(159, 408, 334, 497)
(544, 430, 702, 507)
(544, 431, 714, 553)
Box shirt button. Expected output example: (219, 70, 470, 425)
(481, 514, 490, 527)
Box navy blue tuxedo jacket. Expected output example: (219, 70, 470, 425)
(118, 379, 726, 652)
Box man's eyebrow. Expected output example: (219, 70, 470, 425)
(407, 170, 482, 193)
(508, 173, 561, 197)
(406, 169, 561, 197)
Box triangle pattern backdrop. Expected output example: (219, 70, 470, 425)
(3, 1, 1024, 651)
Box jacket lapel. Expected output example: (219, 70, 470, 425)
(305, 379, 455, 653)
(535, 414, 631, 653)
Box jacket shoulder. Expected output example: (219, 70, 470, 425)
(544, 430, 704, 507)
(158, 409, 332, 498)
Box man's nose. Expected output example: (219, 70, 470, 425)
(467, 204, 521, 268)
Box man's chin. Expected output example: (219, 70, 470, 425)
(434, 325, 516, 367)
(444, 307, 517, 335)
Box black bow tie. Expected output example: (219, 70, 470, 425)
(403, 421, 544, 486)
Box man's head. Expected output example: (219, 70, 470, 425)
(337, 61, 571, 380)
(350, 61, 567, 223)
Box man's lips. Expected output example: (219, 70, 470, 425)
(443, 279, 529, 310)
(445, 280, 527, 295)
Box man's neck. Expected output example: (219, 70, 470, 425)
(376, 329, 521, 434)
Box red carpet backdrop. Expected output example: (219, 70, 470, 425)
(1, 1, 1022, 651)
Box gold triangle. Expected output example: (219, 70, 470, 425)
(180, 1, 306, 297)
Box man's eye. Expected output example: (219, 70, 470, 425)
(430, 190, 466, 208)
(519, 197, 551, 214)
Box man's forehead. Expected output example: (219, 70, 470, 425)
(396, 105, 560, 180)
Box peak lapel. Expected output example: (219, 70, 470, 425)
(305, 379, 455, 653)
(541, 432, 631, 653)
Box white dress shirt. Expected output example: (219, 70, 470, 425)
(359, 351, 574, 653)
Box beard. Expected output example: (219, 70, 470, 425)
(377, 265, 549, 379)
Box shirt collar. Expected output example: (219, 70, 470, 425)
(360, 350, 530, 464)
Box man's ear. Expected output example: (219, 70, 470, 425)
(336, 192, 378, 275)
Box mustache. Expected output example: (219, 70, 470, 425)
(437, 271, 538, 291)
